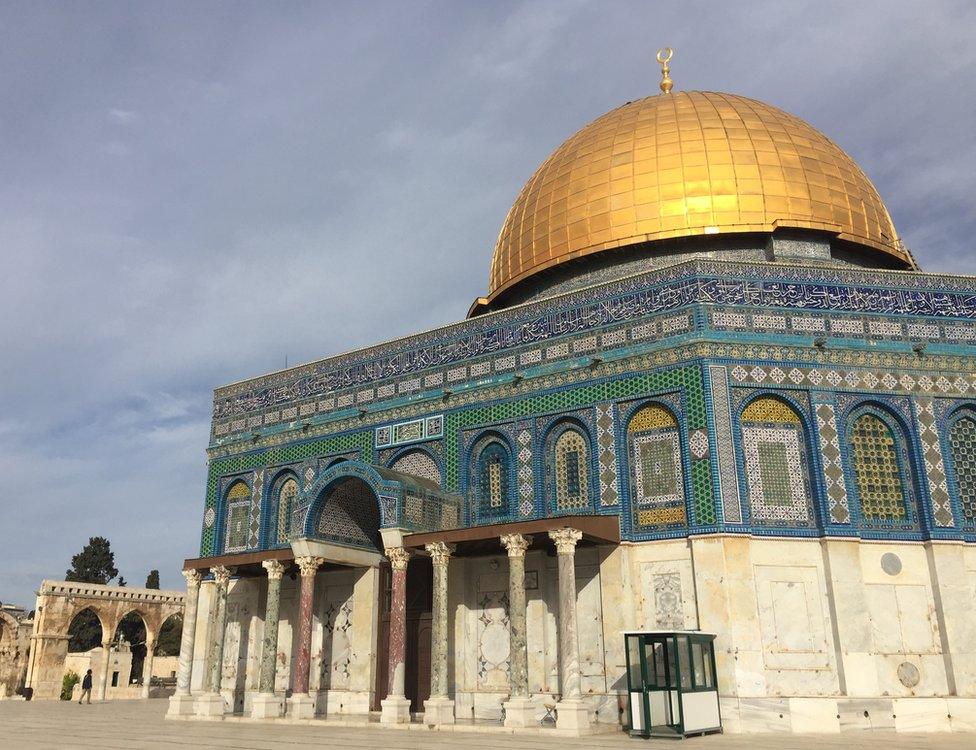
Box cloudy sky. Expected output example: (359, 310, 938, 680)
(1, 1, 974, 606)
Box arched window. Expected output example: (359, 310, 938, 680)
(274, 476, 298, 545)
(948, 410, 976, 523)
(553, 428, 590, 511)
(628, 404, 685, 526)
(389, 450, 441, 486)
(848, 411, 910, 521)
(740, 397, 813, 525)
(224, 481, 251, 552)
(473, 440, 513, 521)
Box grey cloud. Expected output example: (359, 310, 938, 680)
(0, 0, 973, 605)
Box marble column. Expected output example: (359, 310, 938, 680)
(380, 546, 412, 724)
(141, 634, 156, 699)
(501, 533, 534, 727)
(167, 569, 202, 716)
(96, 638, 113, 701)
(287, 555, 323, 719)
(548, 527, 590, 731)
(423, 542, 455, 725)
(194, 565, 232, 717)
(252, 559, 286, 718)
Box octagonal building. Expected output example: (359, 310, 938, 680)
(170, 80, 976, 736)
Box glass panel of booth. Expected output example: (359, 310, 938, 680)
(626, 634, 642, 689)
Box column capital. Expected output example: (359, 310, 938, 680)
(548, 527, 582, 555)
(385, 547, 411, 571)
(295, 556, 324, 577)
(424, 541, 455, 566)
(500, 533, 532, 558)
(262, 559, 286, 580)
(211, 565, 233, 585)
(101, 639, 113, 649)
(182, 568, 203, 588)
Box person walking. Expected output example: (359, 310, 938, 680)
(78, 669, 93, 704)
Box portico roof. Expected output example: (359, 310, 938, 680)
(401, 514, 620, 557)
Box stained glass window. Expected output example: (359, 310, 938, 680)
(475, 441, 511, 519)
(276, 477, 298, 544)
(948, 413, 976, 522)
(554, 429, 589, 510)
(740, 397, 811, 524)
(849, 412, 908, 521)
(627, 404, 685, 527)
(224, 481, 250, 552)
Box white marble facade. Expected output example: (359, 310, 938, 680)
(188, 536, 976, 732)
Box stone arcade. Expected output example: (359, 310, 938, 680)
(25, 581, 185, 701)
(168, 67, 976, 735)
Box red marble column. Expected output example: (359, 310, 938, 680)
(293, 556, 323, 695)
(385, 547, 410, 697)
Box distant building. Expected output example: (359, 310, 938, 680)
(169, 70, 976, 735)
(0, 603, 33, 698)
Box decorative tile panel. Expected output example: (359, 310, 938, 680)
(948, 411, 976, 523)
(376, 414, 443, 448)
(814, 402, 850, 524)
(850, 413, 908, 520)
(595, 403, 619, 506)
(516, 426, 534, 517)
(709, 365, 742, 523)
(914, 397, 954, 526)
(389, 450, 441, 485)
(741, 425, 811, 524)
(248, 468, 264, 548)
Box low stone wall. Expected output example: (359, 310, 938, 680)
(70, 684, 174, 701)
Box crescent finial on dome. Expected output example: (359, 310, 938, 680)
(656, 47, 674, 94)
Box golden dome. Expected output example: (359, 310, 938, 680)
(486, 91, 905, 304)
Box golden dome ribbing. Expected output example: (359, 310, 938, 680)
(487, 91, 905, 303)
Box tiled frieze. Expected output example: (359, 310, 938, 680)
(914, 397, 954, 527)
(709, 365, 742, 524)
(730, 363, 976, 396)
(211, 260, 976, 440)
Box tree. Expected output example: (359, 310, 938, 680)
(145, 570, 160, 589)
(155, 614, 183, 656)
(64, 537, 118, 585)
(67, 609, 102, 652)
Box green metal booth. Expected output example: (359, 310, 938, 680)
(624, 630, 722, 738)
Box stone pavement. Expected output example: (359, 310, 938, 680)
(2, 699, 975, 750)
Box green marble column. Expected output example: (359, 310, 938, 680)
(500, 533, 531, 698)
(258, 559, 284, 694)
(207, 566, 232, 694)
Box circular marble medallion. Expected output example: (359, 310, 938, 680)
(881, 552, 902, 576)
(897, 661, 920, 688)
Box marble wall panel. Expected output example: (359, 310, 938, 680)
(576, 562, 606, 694)
(475, 569, 510, 692)
(752, 564, 840, 696)
(637, 559, 698, 630)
